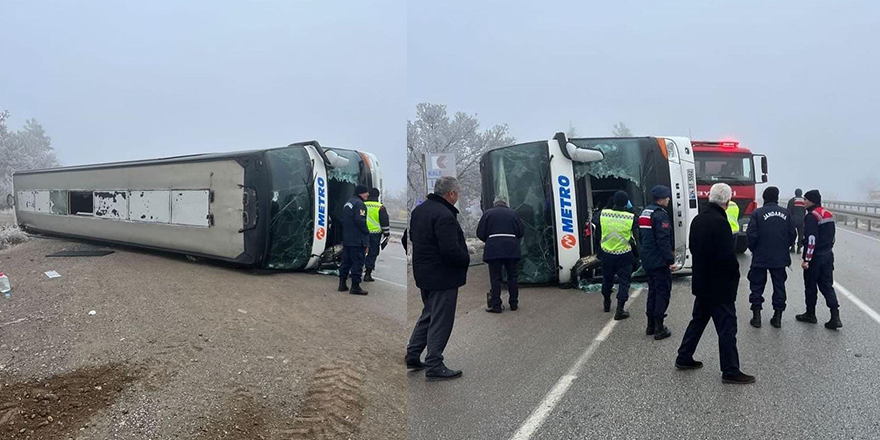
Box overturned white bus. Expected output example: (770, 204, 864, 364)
(480, 132, 698, 285)
(9, 141, 383, 271)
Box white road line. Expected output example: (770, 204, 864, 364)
(508, 289, 643, 440)
(838, 227, 880, 244)
(834, 281, 880, 325)
(371, 276, 407, 289)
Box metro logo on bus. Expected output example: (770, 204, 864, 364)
(557, 175, 574, 233)
(316, 176, 327, 229)
(560, 233, 576, 249)
(316, 227, 325, 240)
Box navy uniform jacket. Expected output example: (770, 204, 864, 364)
(638, 203, 674, 270)
(803, 205, 835, 262)
(787, 197, 807, 226)
(476, 205, 525, 261)
(342, 196, 370, 247)
(746, 202, 796, 268)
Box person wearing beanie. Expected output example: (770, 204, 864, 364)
(363, 188, 391, 282)
(338, 184, 372, 295)
(745, 186, 796, 328)
(786, 188, 807, 253)
(639, 185, 675, 340)
(796, 189, 843, 329)
(591, 190, 639, 320)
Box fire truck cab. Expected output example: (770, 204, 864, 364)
(692, 141, 768, 253)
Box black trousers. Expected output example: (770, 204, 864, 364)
(365, 234, 382, 270)
(645, 267, 672, 319)
(339, 245, 366, 283)
(677, 298, 741, 375)
(407, 288, 459, 369)
(601, 252, 632, 302)
(748, 267, 788, 311)
(804, 255, 839, 310)
(487, 258, 520, 309)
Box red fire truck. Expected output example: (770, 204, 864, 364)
(692, 140, 767, 253)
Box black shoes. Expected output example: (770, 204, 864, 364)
(603, 297, 611, 313)
(337, 278, 349, 292)
(406, 356, 426, 371)
(646, 318, 656, 335)
(770, 310, 782, 328)
(750, 309, 761, 328)
(722, 371, 756, 384)
(349, 282, 368, 296)
(363, 269, 375, 282)
(613, 302, 629, 320)
(425, 365, 463, 381)
(510, 304, 518, 311)
(674, 358, 704, 370)
(485, 306, 504, 313)
(653, 319, 671, 340)
(795, 312, 818, 323)
(825, 308, 843, 329)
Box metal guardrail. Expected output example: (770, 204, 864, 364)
(824, 200, 880, 231)
(389, 219, 407, 234)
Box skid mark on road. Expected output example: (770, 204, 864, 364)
(508, 289, 643, 440)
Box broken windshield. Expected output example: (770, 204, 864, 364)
(571, 138, 657, 212)
(483, 141, 556, 284)
(265, 146, 314, 270)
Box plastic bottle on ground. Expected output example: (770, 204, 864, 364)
(0, 273, 10, 298)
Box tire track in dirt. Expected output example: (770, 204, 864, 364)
(278, 360, 367, 440)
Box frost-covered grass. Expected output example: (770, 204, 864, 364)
(0, 223, 28, 251)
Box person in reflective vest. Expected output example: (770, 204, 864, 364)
(726, 200, 740, 234)
(364, 188, 390, 282)
(591, 191, 639, 320)
(786, 188, 806, 253)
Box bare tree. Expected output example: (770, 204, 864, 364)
(0, 112, 61, 199)
(407, 103, 515, 234)
(612, 121, 632, 137)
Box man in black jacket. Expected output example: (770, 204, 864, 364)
(795, 190, 843, 329)
(675, 183, 755, 384)
(639, 185, 675, 340)
(787, 188, 807, 253)
(406, 176, 470, 381)
(477, 195, 525, 313)
(338, 185, 371, 296)
(746, 187, 796, 328)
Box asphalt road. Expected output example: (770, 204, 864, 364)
(407, 224, 880, 440)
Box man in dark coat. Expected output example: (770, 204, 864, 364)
(477, 195, 525, 313)
(592, 191, 639, 320)
(746, 186, 797, 328)
(338, 185, 371, 296)
(639, 185, 675, 340)
(787, 188, 807, 253)
(675, 183, 755, 384)
(406, 176, 470, 381)
(795, 189, 843, 329)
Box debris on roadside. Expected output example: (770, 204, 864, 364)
(46, 249, 114, 257)
(88, 310, 97, 316)
(44, 270, 62, 279)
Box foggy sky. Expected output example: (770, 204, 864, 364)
(409, 0, 880, 200)
(1, 0, 406, 192)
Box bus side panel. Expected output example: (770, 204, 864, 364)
(665, 137, 698, 270)
(13, 159, 254, 264)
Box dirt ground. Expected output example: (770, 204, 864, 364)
(0, 229, 405, 439)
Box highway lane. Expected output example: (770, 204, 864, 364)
(407, 224, 880, 440)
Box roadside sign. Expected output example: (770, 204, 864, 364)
(424, 153, 456, 194)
